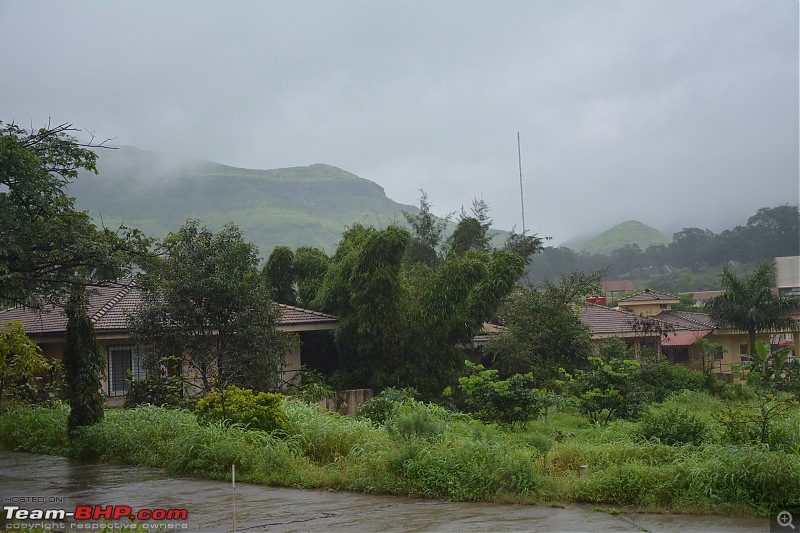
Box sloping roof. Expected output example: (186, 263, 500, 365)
(0, 279, 337, 336)
(661, 329, 713, 346)
(578, 303, 665, 337)
(618, 289, 680, 303)
(656, 310, 718, 330)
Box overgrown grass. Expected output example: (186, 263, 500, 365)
(2, 392, 799, 516)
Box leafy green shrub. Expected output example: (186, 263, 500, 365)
(387, 402, 447, 441)
(571, 339, 643, 424)
(283, 398, 381, 464)
(401, 435, 538, 500)
(457, 361, 546, 425)
(355, 387, 417, 425)
(0, 402, 69, 454)
(638, 406, 709, 446)
(516, 431, 554, 456)
(579, 463, 681, 507)
(195, 386, 288, 432)
(638, 357, 706, 403)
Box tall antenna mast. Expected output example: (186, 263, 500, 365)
(517, 132, 526, 235)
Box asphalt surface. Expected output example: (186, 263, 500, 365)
(0, 451, 772, 532)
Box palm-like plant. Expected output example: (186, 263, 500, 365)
(704, 263, 800, 355)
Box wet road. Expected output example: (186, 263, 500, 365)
(0, 451, 770, 532)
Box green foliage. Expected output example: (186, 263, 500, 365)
(638, 406, 709, 446)
(0, 122, 149, 306)
(489, 270, 601, 383)
(637, 352, 707, 403)
(123, 356, 186, 408)
(571, 338, 642, 425)
(720, 390, 797, 446)
(130, 220, 293, 394)
(195, 386, 288, 433)
(704, 263, 800, 355)
(284, 366, 334, 404)
(62, 289, 106, 434)
(0, 320, 50, 408)
(292, 246, 330, 309)
(386, 401, 448, 441)
(263, 245, 296, 304)
(740, 340, 800, 393)
(315, 222, 525, 397)
(446, 199, 494, 258)
(457, 361, 546, 425)
(355, 387, 418, 425)
(0, 401, 69, 454)
(402, 190, 450, 269)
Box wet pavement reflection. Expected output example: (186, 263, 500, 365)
(0, 451, 769, 532)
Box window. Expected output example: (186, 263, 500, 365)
(673, 347, 690, 362)
(107, 345, 148, 397)
(739, 344, 749, 356)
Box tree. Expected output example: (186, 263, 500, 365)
(130, 220, 293, 394)
(263, 246, 296, 305)
(402, 190, 450, 270)
(502, 229, 546, 265)
(292, 246, 330, 309)
(570, 338, 642, 425)
(62, 288, 106, 434)
(744, 205, 800, 261)
(704, 263, 800, 356)
(0, 121, 149, 306)
(446, 198, 494, 258)
(489, 270, 603, 383)
(314, 223, 525, 398)
(0, 320, 50, 408)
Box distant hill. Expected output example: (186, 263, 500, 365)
(69, 147, 418, 255)
(575, 220, 671, 255)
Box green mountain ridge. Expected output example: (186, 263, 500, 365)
(575, 220, 672, 255)
(70, 146, 416, 254)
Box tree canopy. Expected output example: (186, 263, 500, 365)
(314, 223, 525, 398)
(0, 122, 150, 306)
(131, 220, 293, 394)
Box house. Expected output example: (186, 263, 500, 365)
(579, 289, 799, 379)
(0, 278, 338, 404)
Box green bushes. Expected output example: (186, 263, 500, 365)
(638, 406, 709, 446)
(195, 386, 288, 433)
(3, 393, 800, 516)
(355, 387, 417, 425)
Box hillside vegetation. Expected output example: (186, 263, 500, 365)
(575, 220, 671, 255)
(70, 146, 415, 254)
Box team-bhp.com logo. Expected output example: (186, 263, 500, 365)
(4, 504, 188, 521)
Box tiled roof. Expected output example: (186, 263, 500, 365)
(578, 303, 666, 336)
(618, 289, 680, 303)
(278, 304, 338, 326)
(0, 279, 337, 336)
(656, 310, 718, 330)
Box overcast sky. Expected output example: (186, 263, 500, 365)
(1, 1, 797, 245)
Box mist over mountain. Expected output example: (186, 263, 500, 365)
(70, 146, 416, 255)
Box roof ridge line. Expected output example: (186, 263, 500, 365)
(91, 280, 134, 324)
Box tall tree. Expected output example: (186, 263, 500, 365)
(263, 246, 296, 305)
(62, 288, 106, 434)
(704, 263, 800, 355)
(293, 246, 330, 309)
(489, 270, 603, 383)
(402, 190, 450, 270)
(131, 221, 293, 394)
(314, 223, 524, 397)
(0, 121, 149, 306)
(446, 198, 494, 258)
